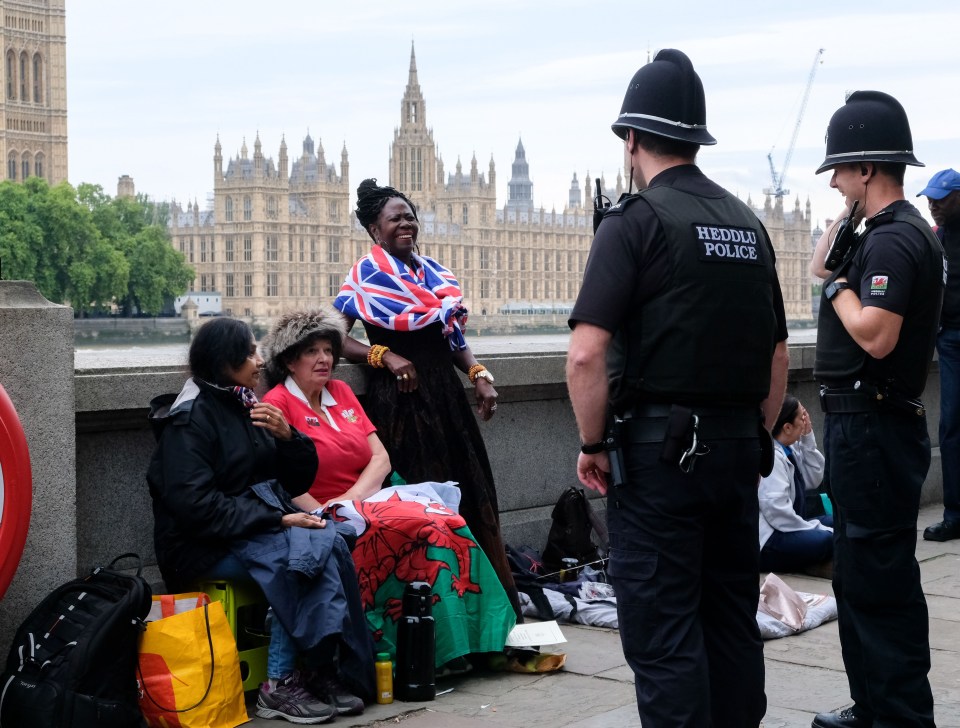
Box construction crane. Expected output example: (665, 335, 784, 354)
(765, 48, 825, 198)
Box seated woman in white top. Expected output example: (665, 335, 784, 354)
(758, 395, 833, 573)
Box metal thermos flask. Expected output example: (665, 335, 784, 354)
(394, 581, 436, 701)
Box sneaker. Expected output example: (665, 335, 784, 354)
(304, 672, 365, 716)
(256, 672, 336, 724)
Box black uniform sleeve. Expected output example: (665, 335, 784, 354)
(856, 226, 922, 316)
(569, 201, 668, 332)
(761, 229, 789, 342)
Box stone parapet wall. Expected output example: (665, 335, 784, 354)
(72, 343, 943, 580)
(0, 296, 944, 655)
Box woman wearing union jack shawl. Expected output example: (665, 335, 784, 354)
(333, 178, 521, 619)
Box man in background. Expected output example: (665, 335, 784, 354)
(919, 168, 960, 542)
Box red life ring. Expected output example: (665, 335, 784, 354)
(0, 383, 32, 600)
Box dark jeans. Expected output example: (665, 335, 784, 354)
(825, 411, 935, 727)
(938, 327, 960, 521)
(759, 515, 833, 573)
(607, 438, 766, 728)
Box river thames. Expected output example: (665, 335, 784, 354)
(74, 328, 819, 369)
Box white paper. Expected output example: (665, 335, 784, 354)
(504, 619, 567, 647)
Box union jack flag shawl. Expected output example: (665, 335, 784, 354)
(334, 245, 469, 350)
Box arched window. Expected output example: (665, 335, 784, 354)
(8, 155, 17, 180)
(34, 153, 44, 179)
(225, 196, 234, 221)
(21, 153, 30, 180)
(462, 204, 468, 225)
(6, 51, 14, 99)
(19, 52, 27, 100)
(243, 196, 252, 221)
(32, 53, 41, 103)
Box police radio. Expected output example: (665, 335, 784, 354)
(593, 178, 612, 234)
(824, 199, 861, 272)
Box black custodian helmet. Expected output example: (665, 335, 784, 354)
(611, 48, 716, 146)
(816, 90, 923, 174)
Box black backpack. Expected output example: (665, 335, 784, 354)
(0, 553, 152, 728)
(541, 486, 609, 575)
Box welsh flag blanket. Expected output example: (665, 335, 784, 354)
(327, 485, 516, 667)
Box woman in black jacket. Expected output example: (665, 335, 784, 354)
(147, 318, 368, 724)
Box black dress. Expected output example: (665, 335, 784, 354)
(360, 322, 521, 617)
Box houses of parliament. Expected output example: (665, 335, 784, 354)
(167, 45, 814, 324)
(1, 0, 67, 187)
(1, 0, 812, 323)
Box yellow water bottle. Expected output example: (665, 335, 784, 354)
(375, 651, 394, 704)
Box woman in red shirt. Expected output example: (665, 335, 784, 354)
(261, 307, 516, 674)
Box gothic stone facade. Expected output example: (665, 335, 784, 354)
(169, 46, 811, 324)
(1, 0, 67, 185)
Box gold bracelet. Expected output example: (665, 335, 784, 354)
(367, 344, 389, 368)
(468, 363, 486, 385)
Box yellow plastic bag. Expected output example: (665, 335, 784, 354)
(137, 595, 249, 728)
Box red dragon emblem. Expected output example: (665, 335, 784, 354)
(329, 493, 482, 622)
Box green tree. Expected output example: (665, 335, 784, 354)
(0, 179, 191, 315)
(21, 178, 118, 312)
(0, 182, 41, 281)
(121, 226, 194, 316)
(76, 183, 192, 315)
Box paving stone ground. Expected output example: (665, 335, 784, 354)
(246, 504, 960, 728)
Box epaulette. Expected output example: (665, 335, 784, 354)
(601, 193, 644, 218)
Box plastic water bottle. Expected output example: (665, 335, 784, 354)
(394, 581, 436, 701)
(375, 652, 394, 704)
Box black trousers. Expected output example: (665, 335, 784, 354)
(607, 437, 766, 728)
(825, 411, 935, 727)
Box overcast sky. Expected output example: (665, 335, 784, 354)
(66, 1, 960, 229)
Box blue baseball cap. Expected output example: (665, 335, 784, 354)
(917, 168, 960, 200)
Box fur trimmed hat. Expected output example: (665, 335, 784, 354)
(261, 306, 349, 388)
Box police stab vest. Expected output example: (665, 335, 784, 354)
(622, 186, 778, 404)
(814, 204, 945, 393)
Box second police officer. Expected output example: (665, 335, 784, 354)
(566, 49, 789, 727)
(809, 91, 943, 728)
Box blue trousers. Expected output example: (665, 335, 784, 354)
(938, 327, 960, 521)
(824, 410, 935, 727)
(607, 437, 766, 728)
(759, 515, 833, 573)
(201, 554, 296, 680)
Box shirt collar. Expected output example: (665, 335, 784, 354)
(285, 376, 340, 430)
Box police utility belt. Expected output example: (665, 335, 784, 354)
(603, 403, 767, 483)
(819, 381, 925, 417)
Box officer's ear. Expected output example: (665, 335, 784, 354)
(625, 129, 636, 156)
(859, 163, 874, 181)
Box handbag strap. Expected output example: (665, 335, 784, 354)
(137, 603, 217, 713)
(108, 552, 144, 576)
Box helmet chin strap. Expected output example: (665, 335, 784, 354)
(628, 165, 634, 195)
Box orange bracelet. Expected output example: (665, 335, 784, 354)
(468, 364, 487, 384)
(367, 344, 389, 368)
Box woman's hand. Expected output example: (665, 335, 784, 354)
(799, 404, 813, 436)
(475, 378, 498, 421)
(250, 402, 293, 440)
(384, 351, 418, 393)
(281, 512, 326, 529)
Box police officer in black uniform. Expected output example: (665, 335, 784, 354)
(566, 49, 789, 728)
(809, 91, 943, 728)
